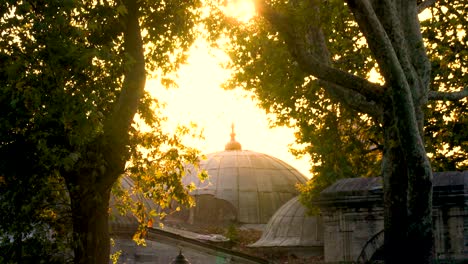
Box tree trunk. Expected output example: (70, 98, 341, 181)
(69, 185, 111, 264)
(381, 105, 434, 264)
(66, 0, 145, 263)
(382, 107, 408, 264)
(405, 108, 434, 263)
(406, 174, 434, 263)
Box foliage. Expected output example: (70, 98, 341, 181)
(225, 224, 240, 243)
(208, 0, 467, 208)
(0, 0, 204, 262)
(0, 143, 72, 263)
(109, 239, 122, 264)
(422, 0, 468, 171)
(112, 119, 206, 244)
(207, 0, 383, 205)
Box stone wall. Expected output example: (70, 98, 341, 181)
(315, 171, 468, 263)
(433, 206, 467, 261)
(321, 206, 384, 262)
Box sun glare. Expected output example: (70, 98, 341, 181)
(147, 39, 312, 178)
(224, 0, 256, 23)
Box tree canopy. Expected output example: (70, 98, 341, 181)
(208, 0, 467, 262)
(210, 0, 467, 205)
(0, 0, 205, 263)
(422, 0, 468, 172)
(1, 0, 466, 263)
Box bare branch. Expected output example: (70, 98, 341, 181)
(428, 87, 468, 101)
(418, 0, 438, 13)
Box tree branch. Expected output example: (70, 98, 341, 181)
(316, 79, 383, 119)
(346, 0, 410, 93)
(395, 1, 432, 103)
(254, 0, 386, 105)
(428, 86, 468, 101)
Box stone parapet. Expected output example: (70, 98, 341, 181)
(312, 171, 468, 263)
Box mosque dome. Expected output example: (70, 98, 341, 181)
(249, 196, 323, 249)
(176, 126, 308, 226)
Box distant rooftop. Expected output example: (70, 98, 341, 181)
(321, 171, 468, 194)
(315, 171, 468, 207)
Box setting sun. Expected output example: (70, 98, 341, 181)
(223, 0, 256, 23)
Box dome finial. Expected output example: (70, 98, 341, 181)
(230, 123, 236, 141)
(225, 123, 242, 151)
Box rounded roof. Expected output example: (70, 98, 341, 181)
(183, 150, 308, 224)
(250, 196, 323, 247)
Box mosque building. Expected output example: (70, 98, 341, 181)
(110, 127, 468, 263)
(110, 126, 310, 263)
(166, 124, 308, 229)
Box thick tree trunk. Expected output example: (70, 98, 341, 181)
(407, 173, 434, 263)
(405, 108, 434, 263)
(382, 106, 433, 264)
(382, 108, 408, 264)
(66, 1, 145, 263)
(69, 185, 111, 264)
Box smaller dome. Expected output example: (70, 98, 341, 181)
(250, 196, 323, 248)
(225, 123, 241, 151)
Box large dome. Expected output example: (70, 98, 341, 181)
(181, 149, 308, 225)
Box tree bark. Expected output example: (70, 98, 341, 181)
(68, 178, 111, 264)
(66, 0, 146, 263)
(347, 1, 435, 262)
(382, 107, 408, 264)
(405, 108, 434, 264)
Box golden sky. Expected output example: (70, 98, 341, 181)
(146, 0, 439, 179)
(146, 0, 312, 177)
(147, 39, 312, 178)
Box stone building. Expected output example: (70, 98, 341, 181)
(110, 127, 308, 263)
(110, 175, 269, 264)
(314, 171, 468, 263)
(169, 126, 308, 228)
(110, 125, 468, 263)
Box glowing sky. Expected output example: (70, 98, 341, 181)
(145, 0, 312, 177)
(144, 1, 439, 179)
(147, 40, 312, 178)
